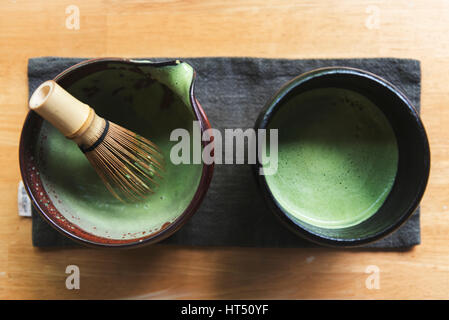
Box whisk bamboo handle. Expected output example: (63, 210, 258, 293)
(28, 80, 164, 202)
(29, 80, 95, 139)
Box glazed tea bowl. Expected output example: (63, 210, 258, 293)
(20, 58, 214, 248)
(254, 67, 430, 247)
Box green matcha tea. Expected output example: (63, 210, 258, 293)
(264, 88, 398, 229)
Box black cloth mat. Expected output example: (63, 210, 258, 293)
(28, 57, 422, 248)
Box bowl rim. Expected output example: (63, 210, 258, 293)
(253, 66, 431, 248)
(19, 57, 214, 248)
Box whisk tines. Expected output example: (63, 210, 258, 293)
(83, 121, 164, 202)
(28, 80, 164, 203)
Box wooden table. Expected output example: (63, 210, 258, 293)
(1, 0, 448, 299)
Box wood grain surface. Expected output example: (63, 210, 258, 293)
(0, 0, 448, 299)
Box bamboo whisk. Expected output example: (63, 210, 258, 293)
(29, 80, 164, 202)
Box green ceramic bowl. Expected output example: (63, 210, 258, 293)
(19, 58, 213, 248)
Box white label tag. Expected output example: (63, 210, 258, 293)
(18, 181, 32, 217)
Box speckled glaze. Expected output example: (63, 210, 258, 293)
(254, 67, 430, 247)
(19, 58, 214, 248)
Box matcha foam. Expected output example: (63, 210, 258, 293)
(264, 88, 398, 229)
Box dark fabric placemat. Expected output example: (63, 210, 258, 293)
(28, 57, 421, 248)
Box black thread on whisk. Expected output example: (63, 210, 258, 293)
(80, 120, 110, 153)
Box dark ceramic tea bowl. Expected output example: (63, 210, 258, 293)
(19, 58, 214, 248)
(254, 67, 430, 247)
